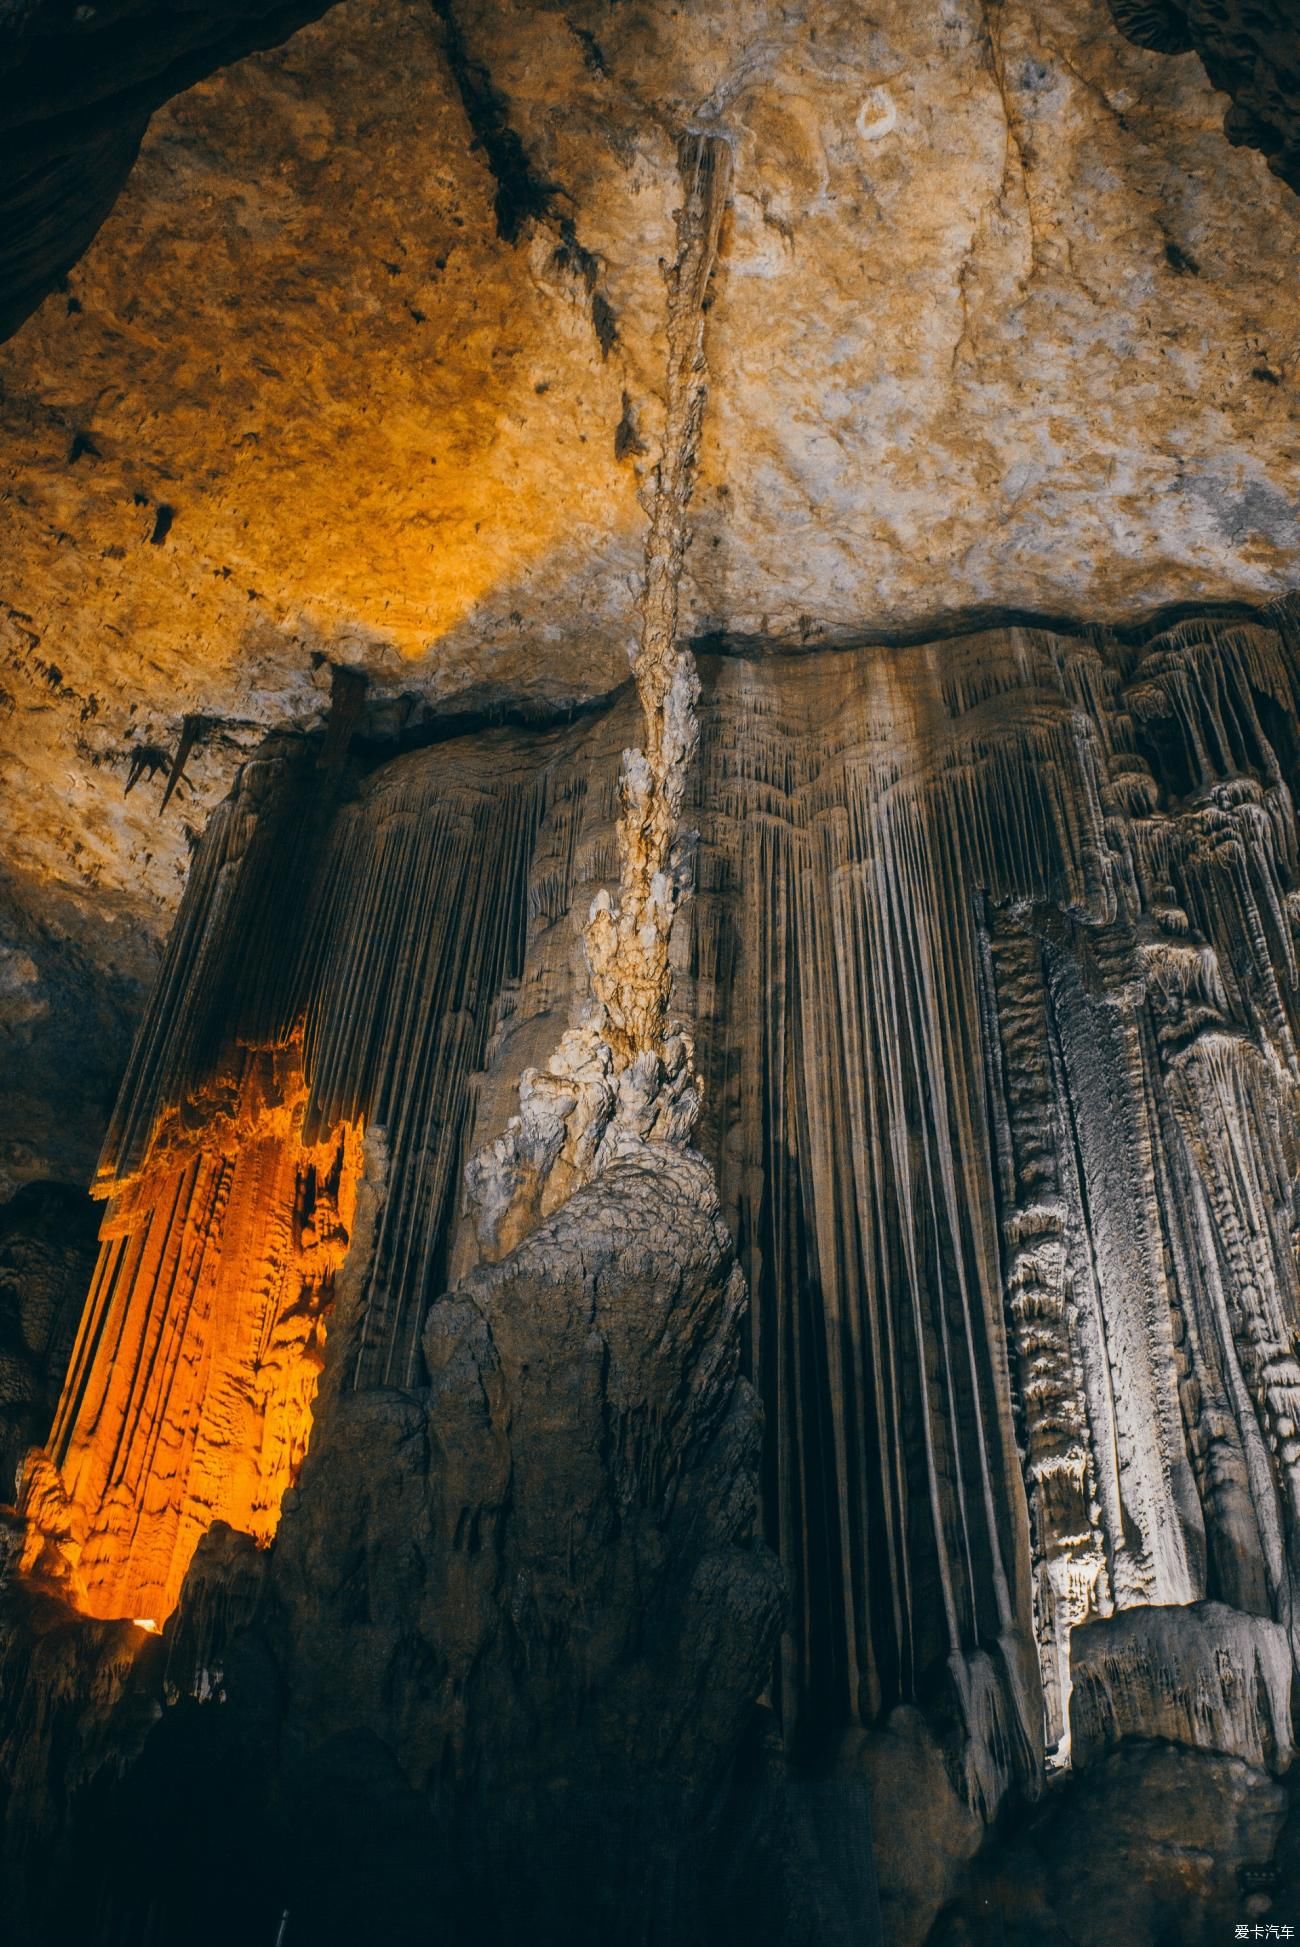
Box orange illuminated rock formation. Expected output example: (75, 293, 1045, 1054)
(22, 1041, 360, 1623)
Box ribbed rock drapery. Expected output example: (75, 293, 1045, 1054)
(21, 604, 1300, 1801)
(687, 612, 1300, 1777)
(31, 724, 585, 1617)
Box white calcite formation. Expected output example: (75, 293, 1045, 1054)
(466, 132, 729, 1258)
(1069, 1599, 1294, 1773)
(22, 601, 1300, 1815)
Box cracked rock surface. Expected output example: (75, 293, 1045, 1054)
(1, 0, 1297, 955)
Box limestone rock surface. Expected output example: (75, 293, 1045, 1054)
(1069, 1599, 1295, 1772)
(267, 1144, 783, 1942)
(1043, 1743, 1288, 1947)
(1, 0, 1297, 957)
(0, 1142, 784, 1946)
(1109, 0, 1300, 193)
(935, 1741, 1289, 1947)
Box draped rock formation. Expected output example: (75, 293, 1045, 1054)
(2, 129, 796, 1947)
(7, 600, 1300, 1942)
(25, 1042, 362, 1622)
(684, 610, 1300, 1791)
(2, 1, 1299, 1937)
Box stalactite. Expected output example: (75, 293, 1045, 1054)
(681, 607, 1300, 1792)
(465, 134, 732, 1258)
(584, 132, 730, 1070)
(16, 594, 1300, 1820)
(23, 1043, 362, 1623)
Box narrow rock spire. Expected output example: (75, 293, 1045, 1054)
(586, 132, 731, 1069)
(466, 133, 732, 1257)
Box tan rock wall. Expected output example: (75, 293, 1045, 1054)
(1, 0, 1295, 943)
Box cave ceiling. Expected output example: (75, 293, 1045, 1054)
(0, 0, 1297, 955)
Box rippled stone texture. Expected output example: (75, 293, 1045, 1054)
(9, 604, 1300, 1941)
